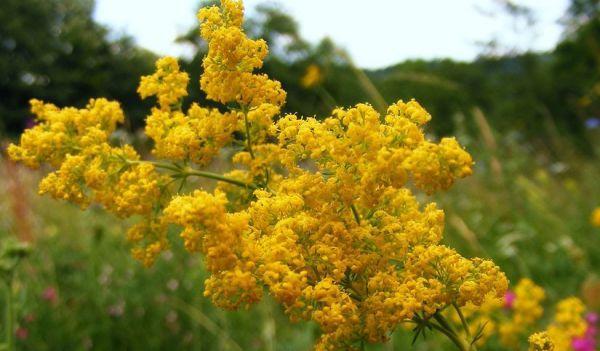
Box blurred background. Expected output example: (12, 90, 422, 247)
(0, 0, 599, 350)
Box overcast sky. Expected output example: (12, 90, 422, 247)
(93, 0, 570, 69)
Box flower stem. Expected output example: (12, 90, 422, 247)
(433, 312, 472, 351)
(181, 169, 258, 190)
(453, 303, 471, 339)
(126, 159, 180, 173)
(126, 160, 258, 190)
(3, 279, 14, 351)
(351, 204, 361, 224)
(427, 321, 469, 351)
(242, 109, 255, 159)
(433, 313, 454, 334)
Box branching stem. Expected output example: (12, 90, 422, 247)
(242, 108, 255, 159)
(432, 311, 473, 351)
(453, 302, 471, 339)
(351, 204, 361, 224)
(126, 160, 257, 190)
(3, 278, 14, 351)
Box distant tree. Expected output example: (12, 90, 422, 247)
(0, 0, 156, 134)
(566, 0, 600, 29)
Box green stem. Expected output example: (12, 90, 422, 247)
(453, 302, 471, 339)
(181, 170, 258, 190)
(126, 159, 181, 173)
(4, 279, 14, 351)
(405, 317, 468, 351)
(427, 321, 469, 351)
(433, 313, 472, 351)
(433, 313, 454, 334)
(243, 109, 255, 159)
(127, 160, 258, 190)
(350, 204, 361, 224)
(242, 107, 273, 190)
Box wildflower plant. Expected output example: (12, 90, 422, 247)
(0, 237, 31, 351)
(445, 278, 598, 351)
(301, 64, 323, 89)
(7, 0, 509, 349)
(591, 207, 600, 227)
(529, 297, 598, 351)
(445, 278, 546, 349)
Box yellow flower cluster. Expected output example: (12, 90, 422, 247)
(139, 56, 239, 165)
(591, 207, 600, 227)
(7, 99, 171, 266)
(444, 278, 546, 349)
(7, 98, 123, 168)
(138, 57, 189, 110)
(301, 64, 323, 88)
(144, 102, 238, 165)
(529, 331, 555, 350)
(546, 297, 588, 351)
(528, 297, 591, 351)
(499, 279, 547, 348)
(198, 0, 285, 107)
(7, 0, 508, 349)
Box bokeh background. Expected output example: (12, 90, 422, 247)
(1, 0, 599, 350)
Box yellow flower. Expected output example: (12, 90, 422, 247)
(546, 297, 587, 351)
(512, 279, 546, 326)
(144, 104, 237, 165)
(388, 99, 431, 126)
(529, 331, 554, 351)
(128, 220, 169, 267)
(499, 278, 546, 348)
(7, 98, 123, 168)
(198, 0, 285, 107)
(6, 0, 508, 349)
(301, 64, 323, 88)
(591, 207, 600, 227)
(138, 56, 189, 110)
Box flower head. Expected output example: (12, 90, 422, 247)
(591, 207, 600, 227)
(6, 1, 509, 349)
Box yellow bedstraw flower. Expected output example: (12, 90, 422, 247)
(128, 220, 169, 267)
(138, 56, 189, 110)
(529, 332, 555, 350)
(530, 297, 590, 351)
(301, 64, 323, 88)
(7, 0, 509, 349)
(547, 297, 588, 351)
(591, 207, 600, 227)
(498, 279, 546, 348)
(144, 104, 237, 165)
(444, 278, 546, 348)
(198, 0, 285, 107)
(7, 98, 123, 168)
(512, 279, 546, 325)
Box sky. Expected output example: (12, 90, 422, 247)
(93, 0, 570, 69)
